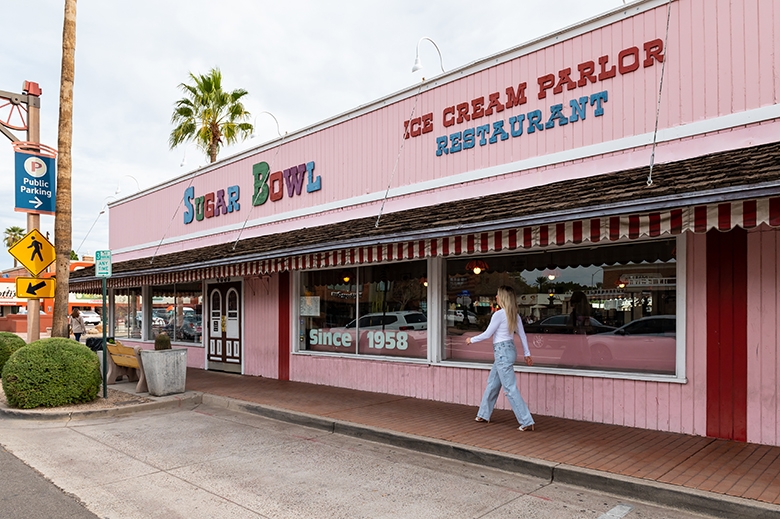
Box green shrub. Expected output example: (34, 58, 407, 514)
(2, 338, 101, 409)
(154, 332, 171, 350)
(0, 332, 26, 374)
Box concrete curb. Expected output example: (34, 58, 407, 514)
(553, 464, 780, 519)
(201, 394, 780, 519)
(0, 392, 203, 420)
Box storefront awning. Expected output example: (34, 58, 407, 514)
(70, 196, 780, 292)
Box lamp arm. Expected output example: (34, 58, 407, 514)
(414, 37, 445, 73)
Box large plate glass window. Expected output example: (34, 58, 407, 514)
(445, 240, 677, 375)
(299, 260, 428, 359)
(113, 288, 142, 339)
(150, 282, 203, 344)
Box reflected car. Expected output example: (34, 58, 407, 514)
(136, 313, 166, 327)
(165, 315, 203, 341)
(524, 315, 616, 335)
(446, 309, 478, 326)
(345, 311, 427, 331)
(587, 315, 677, 374)
(79, 310, 102, 327)
(310, 311, 428, 358)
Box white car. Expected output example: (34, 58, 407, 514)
(446, 309, 478, 326)
(345, 311, 427, 331)
(79, 310, 102, 327)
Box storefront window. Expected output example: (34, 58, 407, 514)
(299, 260, 428, 359)
(113, 288, 142, 339)
(150, 283, 203, 344)
(445, 240, 677, 375)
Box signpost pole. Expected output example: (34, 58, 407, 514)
(95, 250, 112, 399)
(101, 277, 107, 398)
(26, 88, 41, 342)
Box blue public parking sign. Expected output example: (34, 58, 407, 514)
(15, 149, 56, 215)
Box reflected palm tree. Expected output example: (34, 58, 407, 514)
(3, 226, 25, 267)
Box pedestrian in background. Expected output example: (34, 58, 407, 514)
(466, 285, 535, 431)
(70, 308, 86, 342)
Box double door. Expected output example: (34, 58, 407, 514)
(207, 281, 242, 371)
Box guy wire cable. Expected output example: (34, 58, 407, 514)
(647, 0, 672, 187)
(232, 134, 286, 251)
(149, 169, 197, 265)
(376, 84, 423, 228)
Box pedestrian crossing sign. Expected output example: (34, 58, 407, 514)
(8, 229, 56, 277)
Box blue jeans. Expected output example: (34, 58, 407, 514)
(74, 333, 82, 342)
(477, 340, 534, 427)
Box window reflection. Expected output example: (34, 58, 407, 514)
(150, 283, 203, 344)
(113, 288, 142, 339)
(446, 240, 677, 375)
(299, 261, 428, 359)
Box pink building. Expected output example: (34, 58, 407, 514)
(72, 0, 780, 446)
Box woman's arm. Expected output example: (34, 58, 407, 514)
(466, 311, 502, 344)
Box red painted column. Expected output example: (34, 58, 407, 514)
(706, 228, 747, 441)
(277, 271, 290, 381)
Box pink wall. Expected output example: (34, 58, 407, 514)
(747, 225, 780, 445)
(109, 0, 780, 261)
(242, 276, 279, 378)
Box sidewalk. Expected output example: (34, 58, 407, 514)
(182, 369, 780, 519)
(3, 366, 780, 518)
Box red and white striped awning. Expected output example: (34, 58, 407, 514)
(72, 197, 780, 292)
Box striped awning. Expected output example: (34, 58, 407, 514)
(71, 197, 780, 292)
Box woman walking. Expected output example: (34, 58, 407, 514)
(70, 308, 87, 343)
(466, 285, 535, 431)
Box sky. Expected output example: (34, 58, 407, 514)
(0, 0, 630, 271)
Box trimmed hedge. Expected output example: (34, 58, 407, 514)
(2, 338, 101, 409)
(0, 332, 26, 374)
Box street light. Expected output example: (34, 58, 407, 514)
(115, 174, 140, 195)
(250, 111, 283, 139)
(411, 37, 445, 75)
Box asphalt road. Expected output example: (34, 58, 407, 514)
(0, 404, 721, 519)
(0, 445, 98, 519)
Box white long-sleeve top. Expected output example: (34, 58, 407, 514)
(469, 309, 531, 357)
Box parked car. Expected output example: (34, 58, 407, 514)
(446, 309, 478, 326)
(345, 311, 427, 331)
(524, 314, 616, 336)
(79, 310, 102, 327)
(164, 314, 203, 341)
(587, 315, 676, 374)
(136, 313, 166, 327)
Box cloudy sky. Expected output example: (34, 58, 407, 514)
(0, 0, 628, 271)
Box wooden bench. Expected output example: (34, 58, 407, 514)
(106, 342, 148, 393)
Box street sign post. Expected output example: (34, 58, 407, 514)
(95, 250, 112, 397)
(8, 228, 56, 276)
(15, 277, 56, 298)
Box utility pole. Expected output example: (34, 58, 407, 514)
(1, 81, 46, 341)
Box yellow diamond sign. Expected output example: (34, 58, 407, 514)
(16, 277, 56, 299)
(8, 229, 56, 276)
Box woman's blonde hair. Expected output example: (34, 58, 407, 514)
(496, 285, 519, 334)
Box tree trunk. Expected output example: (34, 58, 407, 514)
(53, 0, 77, 338)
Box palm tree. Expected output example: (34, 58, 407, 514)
(169, 67, 253, 163)
(52, 0, 77, 338)
(3, 226, 25, 267)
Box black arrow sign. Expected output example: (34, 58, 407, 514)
(26, 281, 47, 295)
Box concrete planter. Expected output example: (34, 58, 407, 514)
(139, 348, 187, 396)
